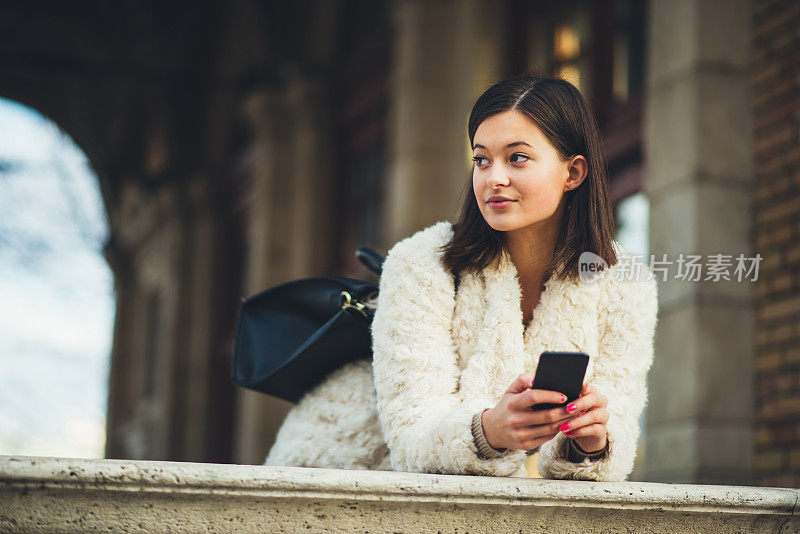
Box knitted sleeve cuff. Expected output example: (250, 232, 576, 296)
(566, 437, 609, 463)
(471, 409, 511, 459)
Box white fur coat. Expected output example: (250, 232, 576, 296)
(265, 220, 658, 481)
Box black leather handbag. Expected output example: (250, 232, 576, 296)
(231, 248, 384, 404)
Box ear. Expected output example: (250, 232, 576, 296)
(563, 155, 588, 192)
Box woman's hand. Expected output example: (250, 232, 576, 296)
(481, 373, 580, 451)
(559, 382, 609, 453)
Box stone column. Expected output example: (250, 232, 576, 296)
(135, 185, 184, 461)
(233, 85, 293, 465)
(172, 178, 216, 461)
(233, 69, 336, 465)
(642, 0, 755, 484)
(283, 71, 335, 278)
(385, 0, 505, 244)
(103, 235, 136, 459)
(104, 181, 187, 460)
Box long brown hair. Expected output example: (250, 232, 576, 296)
(440, 75, 618, 282)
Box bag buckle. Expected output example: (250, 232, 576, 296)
(339, 291, 370, 319)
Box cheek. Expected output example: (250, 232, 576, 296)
(527, 165, 563, 196)
(531, 181, 563, 204)
(517, 174, 563, 214)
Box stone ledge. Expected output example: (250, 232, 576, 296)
(1, 455, 798, 532)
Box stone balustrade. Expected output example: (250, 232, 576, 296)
(1, 455, 798, 532)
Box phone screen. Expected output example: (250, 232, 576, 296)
(529, 351, 590, 411)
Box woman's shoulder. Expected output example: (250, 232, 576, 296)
(385, 220, 453, 258)
(382, 220, 454, 273)
(595, 240, 658, 317)
(374, 221, 456, 323)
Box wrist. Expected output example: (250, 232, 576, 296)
(566, 435, 609, 463)
(481, 408, 500, 449)
(471, 409, 508, 459)
(573, 435, 607, 454)
(481, 408, 503, 450)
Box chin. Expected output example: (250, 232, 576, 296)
(483, 217, 519, 232)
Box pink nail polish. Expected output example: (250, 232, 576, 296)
(566, 431, 574, 436)
(560, 423, 570, 431)
(566, 403, 576, 412)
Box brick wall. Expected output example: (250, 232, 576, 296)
(752, 0, 800, 488)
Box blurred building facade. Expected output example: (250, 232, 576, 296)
(0, 0, 797, 486)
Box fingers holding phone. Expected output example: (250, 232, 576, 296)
(558, 383, 609, 453)
(482, 386, 574, 451)
(481, 351, 594, 452)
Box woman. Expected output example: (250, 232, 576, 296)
(264, 75, 658, 482)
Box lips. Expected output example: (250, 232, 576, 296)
(487, 198, 516, 209)
(487, 196, 516, 203)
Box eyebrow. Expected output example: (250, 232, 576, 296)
(472, 141, 533, 151)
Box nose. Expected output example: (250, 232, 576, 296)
(486, 166, 510, 189)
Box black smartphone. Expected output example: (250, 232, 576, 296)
(529, 351, 590, 411)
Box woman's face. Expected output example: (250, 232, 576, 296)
(472, 109, 584, 234)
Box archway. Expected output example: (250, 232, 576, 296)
(0, 98, 114, 458)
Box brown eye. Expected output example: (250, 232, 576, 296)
(510, 153, 530, 163)
(472, 156, 487, 166)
